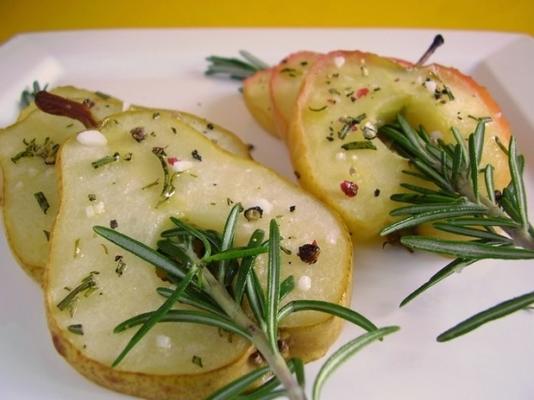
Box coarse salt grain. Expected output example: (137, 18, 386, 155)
(363, 121, 377, 139)
(335, 152, 346, 161)
(298, 275, 312, 291)
(430, 131, 443, 142)
(94, 201, 106, 215)
(326, 230, 338, 245)
(333, 56, 345, 68)
(85, 205, 96, 218)
(171, 160, 194, 173)
(156, 334, 172, 349)
(424, 80, 437, 93)
(77, 130, 108, 147)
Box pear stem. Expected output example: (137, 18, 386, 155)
(416, 34, 445, 66)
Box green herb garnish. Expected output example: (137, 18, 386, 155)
(94, 205, 397, 400)
(192, 355, 203, 368)
(67, 324, 84, 335)
(341, 141, 377, 151)
(34, 192, 50, 214)
(57, 272, 99, 317)
(308, 105, 328, 112)
(381, 115, 534, 340)
(141, 179, 159, 190)
(337, 113, 366, 139)
(11, 137, 59, 165)
(20, 81, 48, 108)
(91, 152, 120, 169)
(151, 147, 177, 206)
(115, 255, 127, 276)
(94, 91, 110, 100)
(205, 51, 269, 81)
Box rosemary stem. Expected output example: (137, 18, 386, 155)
(201, 270, 306, 400)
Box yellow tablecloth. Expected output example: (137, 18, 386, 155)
(0, 0, 532, 44)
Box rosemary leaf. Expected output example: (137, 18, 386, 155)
(341, 141, 377, 151)
(266, 219, 281, 351)
(218, 203, 243, 282)
(400, 236, 534, 259)
(399, 258, 476, 307)
(93, 226, 187, 279)
(278, 300, 378, 332)
(485, 165, 496, 204)
(114, 309, 250, 340)
(279, 275, 295, 301)
(468, 135, 479, 201)
(437, 291, 534, 342)
(312, 326, 400, 400)
(203, 246, 268, 263)
(156, 287, 224, 316)
(445, 217, 520, 228)
(389, 201, 472, 216)
(247, 267, 267, 329)
(234, 230, 265, 303)
(112, 266, 198, 367)
(170, 217, 213, 258)
(432, 223, 513, 243)
(381, 205, 487, 236)
(508, 137, 529, 231)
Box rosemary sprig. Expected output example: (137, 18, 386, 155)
(11, 137, 59, 165)
(20, 80, 48, 108)
(205, 50, 269, 80)
(95, 204, 398, 399)
(151, 147, 178, 207)
(380, 115, 534, 340)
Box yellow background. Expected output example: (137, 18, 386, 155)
(0, 0, 533, 44)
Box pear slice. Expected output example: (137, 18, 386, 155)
(127, 106, 250, 159)
(0, 87, 123, 282)
(288, 51, 511, 241)
(1, 88, 251, 283)
(270, 51, 320, 138)
(243, 68, 278, 137)
(46, 110, 351, 399)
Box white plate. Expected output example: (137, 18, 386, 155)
(1, 29, 534, 400)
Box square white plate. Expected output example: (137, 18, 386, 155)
(1, 29, 533, 400)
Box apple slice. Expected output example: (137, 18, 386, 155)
(288, 51, 511, 241)
(0, 87, 123, 282)
(46, 110, 352, 399)
(270, 51, 320, 138)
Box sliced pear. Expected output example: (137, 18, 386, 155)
(128, 106, 250, 158)
(243, 68, 278, 137)
(288, 51, 511, 241)
(270, 51, 320, 138)
(46, 110, 352, 399)
(1, 87, 252, 283)
(0, 87, 123, 282)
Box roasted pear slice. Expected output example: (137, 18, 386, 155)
(1, 88, 251, 284)
(243, 68, 278, 137)
(0, 87, 123, 282)
(288, 51, 511, 241)
(46, 110, 351, 399)
(128, 106, 250, 158)
(270, 51, 320, 138)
